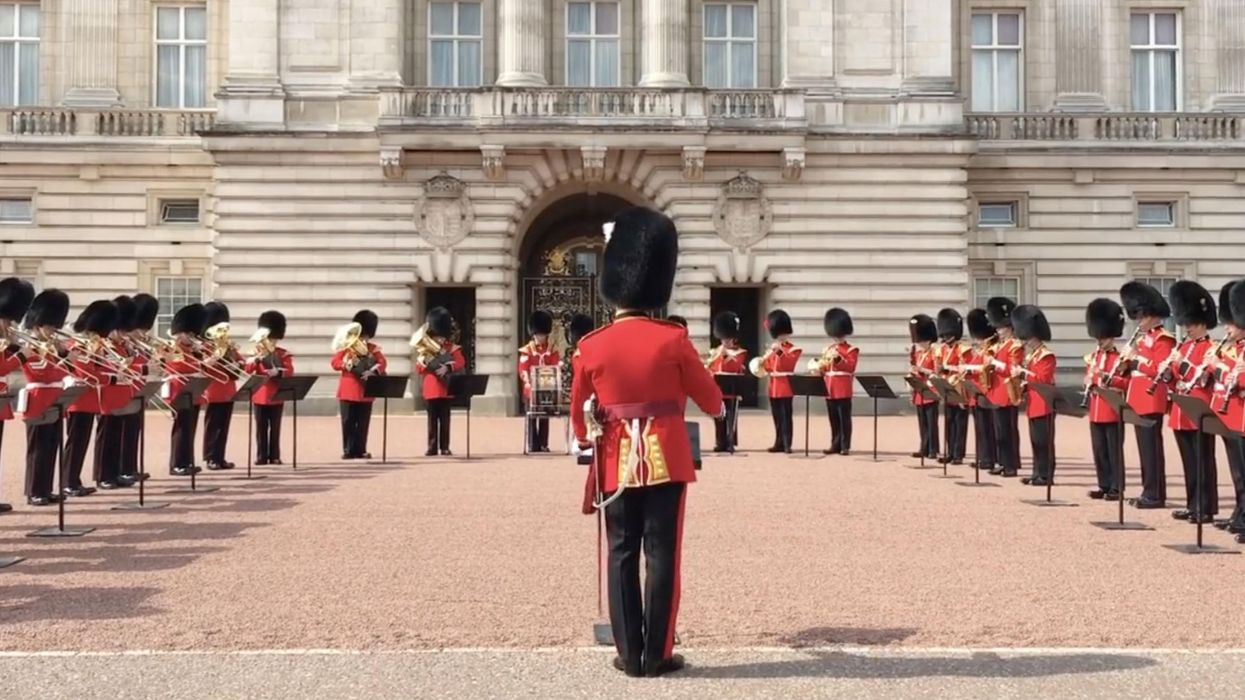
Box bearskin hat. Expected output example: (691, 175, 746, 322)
(1230, 281, 1245, 329)
(909, 314, 937, 343)
(132, 293, 159, 332)
(1168, 280, 1217, 330)
(258, 310, 287, 340)
(567, 313, 595, 346)
(202, 301, 231, 333)
(599, 206, 678, 310)
(824, 308, 853, 338)
(73, 300, 118, 336)
(986, 297, 1016, 329)
(353, 309, 379, 338)
(170, 303, 206, 336)
(936, 308, 963, 341)
(24, 289, 69, 330)
(0, 277, 34, 322)
(426, 306, 454, 339)
(111, 295, 137, 333)
(666, 315, 688, 329)
(966, 308, 993, 341)
(766, 309, 793, 338)
(1085, 298, 1126, 340)
(1220, 282, 1243, 326)
(1012, 305, 1051, 342)
(713, 311, 742, 341)
(1120, 281, 1170, 320)
(527, 310, 553, 336)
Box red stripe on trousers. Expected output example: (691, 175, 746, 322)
(663, 487, 687, 659)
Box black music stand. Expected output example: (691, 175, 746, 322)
(856, 375, 897, 462)
(714, 374, 747, 455)
(1089, 388, 1154, 531)
(273, 376, 318, 470)
(166, 378, 215, 495)
(230, 374, 267, 480)
(365, 374, 410, 464)
(1020, 384, 1086, 508)
(928, 376, 965, 478)
(1164, 395, 1238, 555)
(448, 374, 490, 459)
(789, 375, 827, 459)
(27, 385, 93, 538)
(904, 376, 939, 469)
(112, 381, 170, 511)
(955, 382, 1001, 488)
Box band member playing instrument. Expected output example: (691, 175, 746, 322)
(1011, 305, 1057, 486)
(815, 307, 857, 456)
(708, 311, 747, 453)
(936, 308, 969, 465)
(518, 310, 560, 453)
(332, 309, 388, 460)
(20, 289, 71, 506)
(119, 293, 159, 485)
(1220, 282, 1245, 543)
(164, 304, 206, 476)
(245, 311, 293, 465)
(415, 307, 465, 456)
(964, 309, 997, 472)
(758, 310, 800, 454)
(571, 206, 724, 677)
(1165, 281, 1219, 524)
(0, 278, 34, 511)
(562, 313, 595, 418)
(1119, 281, 1176, 509)
(908, 314, 939, 460)
(1084, 299, 1126, 500)
(199, 301, 241, 471)
(95, 297, 139, 489)
(63, 300, 120, 496)
(985, 297, 1022, 477)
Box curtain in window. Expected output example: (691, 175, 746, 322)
(971, 51, 993, 111)
(1130, 51, 1149, 111)
(567, 39, 591, 86)
(0, 43, 14, 106)
(185, 7, 206, 40)
(430, 40, 454, 86)
(704, 43, 727, 88)
(594, 39, 618, 86)
(458, 2, 482, 34)
(568, 3, 591, 35)
(157, 46, 180, 107)
(457, 40, 481, 86)
(730, 43, 754, 88)
(185, 45, 205, 107)
(704, 5, 727, 37)
(1153, 50, 1176, 110)
(996, 50, 1019, 111)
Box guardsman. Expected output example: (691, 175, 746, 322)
(561, 313, 596, 413)
(332, 309, 388, 459)
(759, 309, 800, 453)
(19, 289, 71, 506)
(936, 308, 969, 465)
(908, 314, 939, 460)
(415, 307, 466, 456)
(816, 307, 858, 456)
(1012, 305, 1057, 486)
(1084, 299, 1126, 500)
(63, 300, 119, 496)
(200, 301, 241, 471)
(1220, 282, 1245, 543)
(571, 206, 724, 678)
(164, 303, 206, 476)
(1165, 281, 1219, 524)
(985, 297, 1022, 477)
(245, 311, 294, 466)
(94, 296, 139, 489)
(0, 278, 34, 511)
(708, 311, 747, 453)
(119, 293, 159, 485)
(1119, 281, 1176, 509)
(964, 309, 997, 472)
(518, 310, 560, 453)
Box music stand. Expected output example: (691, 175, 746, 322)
(1164, 395, 1238, 555)
(928, 376, 965, 478)
(1020, 384, 1086, 508)
(365, 374, 410, 464)
(274, 376, 318, 470)
(955, 382, 1001, 488)
(166, 377, 215, 495)
(230, 374, 267, 480)
(111, 381, 170, 511)
(856, 375, 897, 462)
(714, 374, 747, 455)
(904, 376, 939, 469)
(448, 374, 490, 459)
(27, 385, 93, 538)
(1089, 388, 1154, 531)
(789, 375, 827, 459)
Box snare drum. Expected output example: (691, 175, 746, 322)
(529, 366, 562, 413)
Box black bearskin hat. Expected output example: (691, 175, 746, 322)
(527, 310, 553, 336)
(112, 295, 137, 333)
(966, 308, 994, 341)
(1120, 281, 1170, 320)
(202, 301, 231, 333)
(24, 289, 69, 330)
(713, 311, 741, 341)
(666, 315, 688, 329)
(567, 313, 595, 346)
(353, 309, 379, 338)
(1231, 282, 1245, 329)
(936, 308, 963, 341)
(986, 297, 1016, 329)
(73, 300, 118, 336)
(909, 314, 937, 343)
(1220, 281, 1243, 326)
(1168, 280, 1217, 330)
(824, 308, 853, 338)
(426, 306, 454, 339)
(170, 303, 206, 336)
(0, 277, 34, 322)
(258, 310, 287, 340)
(599, 206, 678, 310)
(766, 309, 793, 338)
(132, 293, 159, 332)
(1085, 298, 1126, 340)
(1012, 305, 1051, 342)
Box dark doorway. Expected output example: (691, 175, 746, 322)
(424, 286, 476, 409)
(709, 287, 762, 408)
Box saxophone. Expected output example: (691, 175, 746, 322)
(1004, 339, 1023, 405)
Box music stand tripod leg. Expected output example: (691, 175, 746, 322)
(382, 396, 389, 464)
(29, 410, 94, 538)
(1165, 415, 1236, 554)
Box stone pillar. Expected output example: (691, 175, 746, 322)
(350, 0, 404, 88)
(780, 0, 836, 90)
(60, 0, 122, 107)
(216, 0, 285, 127)
(638, 0, 689, 87)
(901, 0, 954, 94)
(1212, 0, 1245, 109)
(1053, 0, 1107, 110)
(496, 0, 547, 87)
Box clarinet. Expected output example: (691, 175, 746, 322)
(1180, 335, 1229, 395)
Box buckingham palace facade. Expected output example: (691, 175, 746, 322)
(2, 0, 1245, 413)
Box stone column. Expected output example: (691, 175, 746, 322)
(638, 0, 689, 87)
(496, 0, 547, 86)
(780, 0, 836, 90)
(60, 0, 122, 107)
(1053, 0, 1107, 110)
(216, 0, 284, 126)
(901, 0, 954, 94)
(1212, 0, 1245, 109)
(349, 0, 404, 88)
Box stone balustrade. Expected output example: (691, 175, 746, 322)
(966, 113, 1243, 142)
(0, 108, 216, 138)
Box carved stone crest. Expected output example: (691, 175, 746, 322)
(481, 145, 505, 180)
(682, 146, 706, 181)
(580, 146, 606, 182)
(712, 172, 772, 250)
(414, 173, 473, 250)
(380, 146, 403, 180)
(782, 147, 805, 182)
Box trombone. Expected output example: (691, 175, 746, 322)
(201, 322, 251, 382)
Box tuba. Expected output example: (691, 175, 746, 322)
(248, 327, 279, 370)
(409, 323, 446, 370)
(333, 321, 374, 375)
(807, 345, 840, 375)
(203, 322, 248, 380)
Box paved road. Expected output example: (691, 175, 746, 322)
(2, 647, 1243, 699)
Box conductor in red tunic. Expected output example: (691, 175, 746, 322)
(571, 206, 724, 678)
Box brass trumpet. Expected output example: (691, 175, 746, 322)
(201, 322, 250, 381)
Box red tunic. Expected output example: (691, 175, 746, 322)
(98, 337, 136, 415)
(201, 345, 242, 404)
(986, 337, 1024, 408)
(66, 340, 114, 415)
(1214, 341, 1245, 432)
(763, 341, 802, 399)
(332, 342, 389, 402)
(244, 347, 295, 406)
(571, 317, 723, 492)
(818, 341, 859, 400)
(707, 347, 748, 399)
(19, 350, 69, 419)
(517, 341, 560, 400)
(415, 342, 465, 400)
(1125, 327, 1178, 416)
(1168, 336, 1214, 431)
(962, 343, 993, 408)
(1023, 347, 1057, 418)
(162, 347, 201, 405)
(0, 348, 22, 420)
(1087, 347, 1123, 424)
(910, 345, 938, 407)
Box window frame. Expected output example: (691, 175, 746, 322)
(1129, 10, 1182, 112)
(152, 4, 208, 109)
(0, 195, 33, 224)
(0, 2, 39, 107)
(427, 1, 484, 88)
(565, 0, 621, 88)
(703, 2, 758, 89)
(1136, 200, 1175, 228)
(972, 276, 1022, 310)
(977, 201, 1018, 228)
(158, 198, 201, 225)
(153, 275, 205, 338)
(969, 10, 1024, 113)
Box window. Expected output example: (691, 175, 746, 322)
(574, 251, 598, 276)
(973, 277, 1020, 309)
(970, 12, 1022, 112)
(155, 6, 207, 108)
(0, 3, 38, 106)
(429, 2, 482, 87)
(155, 276, 203, 337)
(0, 196, 31, 223)
(1137, 201, 1175, 227)
(567, 1, 619, 87)
(704, 3, 756, 88)
(1135, 275, 1180, 331)
(978, 201, 1017, 228)
(1130, 11, 1179, 112)
(159, 198, 200, 224)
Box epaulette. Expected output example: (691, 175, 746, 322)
(1156, 327, 1176, 340)
(1083, 352, 1094, 364)
(842, 343, 859, 355)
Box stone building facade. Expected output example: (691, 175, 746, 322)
(2, 0, 1245, 413)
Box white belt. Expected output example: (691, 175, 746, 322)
(826, 371, 852, 377)
(23, 382, 63, 390)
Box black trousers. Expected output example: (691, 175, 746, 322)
(526, 416, 549, 452)
(1134, 414, 1166, 503)
(92, 414, 124, 484)
(25, 418, 61, 498)
(340, 400, 374, 456)
(1090, 421, 1123, 492)
(169, 405, 200, 470)
(945, 405, 969, 461)
(1174, 429, 1218, 516)
(1028, 414, 1055, 481)
(119, 412, 143, 477)
(1222, 434, 1245, 527)
(825, 398, 852, 452)
(916, 403, 939, 457)
(973, 405, 996, 468)
(63, 412, 96, 489)
(769, 397, 793, 450)
(255, 404, 284, 461)
(604, 482, 686, 674)
(991, 406, 1021, 474)
(426, 398, 452, 453)
(713, 399, 739, 451)
(202, 402, 234, 464)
